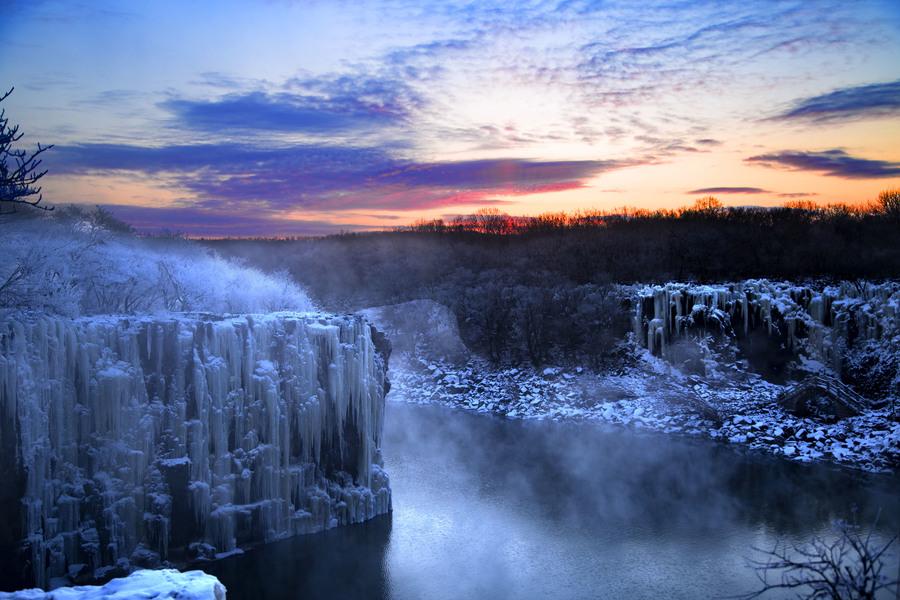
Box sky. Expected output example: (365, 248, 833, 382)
(2, 0, 900, 236)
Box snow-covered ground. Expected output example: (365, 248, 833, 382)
(388, 353, 899, 472)
(0, 569, 225, 600)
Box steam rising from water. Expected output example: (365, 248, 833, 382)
(206, 403, 899, 600)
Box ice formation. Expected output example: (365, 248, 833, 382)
(0, 569, 225, 600)
(632, 280, 899, 371)
(0, 312, 390, 589)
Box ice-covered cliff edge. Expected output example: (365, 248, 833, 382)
(633, 281, 899, 383)
(0, 312, 390, 589)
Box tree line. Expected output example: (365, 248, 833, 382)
(206, 192, 900, 367)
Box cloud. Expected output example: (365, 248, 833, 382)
(98, 204, 375, 237)
(381, 38, 473, 79)
(746, 149, 900, 179)
(75, 89, 143, 107)
(772, 80, 900, 123)
(162, 87, 411, 134)
(371, 159, 619, 189)
(687, 187, 770, 194)
(50, 142, 630, 212)
(191, 71, 260, 90)
(51, 142, 391, 179)
(574, 3, 854, 104)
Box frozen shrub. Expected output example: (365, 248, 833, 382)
(0, 210, 315, 316)
(842, 340, 899, 400)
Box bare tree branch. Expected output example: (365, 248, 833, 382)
(0, 86, 54, 212)
(733, 522, 899, 600)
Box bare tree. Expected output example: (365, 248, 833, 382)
(0, 87, 53, 211)
(689, 195, 725, 215)
(878, 188, 900, 219)
(738, 521, 898, 599)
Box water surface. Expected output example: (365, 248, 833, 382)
(205, 402, 899, 599)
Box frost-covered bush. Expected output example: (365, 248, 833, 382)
(0, 211, 314, 316)
(842, 339, 899, 400)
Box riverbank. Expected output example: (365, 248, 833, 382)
(387, 352, 900, 473)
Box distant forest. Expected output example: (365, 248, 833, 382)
(207, 194, 900, 366)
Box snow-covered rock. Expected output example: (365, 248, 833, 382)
(0, 569, 225, 599)
(0, 312, 391, 588)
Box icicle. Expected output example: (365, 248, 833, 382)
(0, 312, 391, 587)
(631, 281, 899, 373)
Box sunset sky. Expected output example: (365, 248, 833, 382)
(3, 0, 900, 236)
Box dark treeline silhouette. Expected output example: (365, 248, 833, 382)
(206, 194, 900, 367)
(398, 195, 900, 281)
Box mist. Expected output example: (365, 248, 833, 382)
(200, 402, 898, 599)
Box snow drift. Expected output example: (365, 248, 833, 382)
(0, 569, 225, 600)
(0, 312, 390, 589)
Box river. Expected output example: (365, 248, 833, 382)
(204, 402, 899, 599)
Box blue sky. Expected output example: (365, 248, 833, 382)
(2, 0, 899, 235)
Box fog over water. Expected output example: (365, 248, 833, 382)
(206, 402, 899, 599)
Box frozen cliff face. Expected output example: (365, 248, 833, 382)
(0, 312, 390, 589)
(632, 281, 899, 384)
(0, 569, 225, 600)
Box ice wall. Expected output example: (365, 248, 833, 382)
(632, 280, 899, 370)
(0, 312, 390, 589)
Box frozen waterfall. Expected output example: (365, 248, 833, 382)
(0, 312, 391, 589)
(632, 280, 899, 370)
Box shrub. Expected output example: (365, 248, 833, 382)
(0, 210, 314, 316)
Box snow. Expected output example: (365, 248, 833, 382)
(0, 312, 391, 588)
(377, 280, 899, 475)
(0, 569, 225, 600)
(0, 218, 315, 317)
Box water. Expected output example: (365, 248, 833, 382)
(204, 402, 899, 599)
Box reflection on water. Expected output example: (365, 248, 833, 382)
(204, 403, 899, 599)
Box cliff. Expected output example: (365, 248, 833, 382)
(0, 312, 390, 589)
